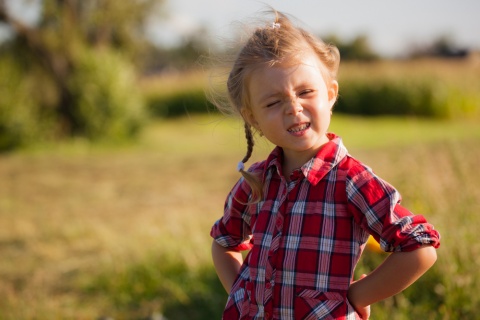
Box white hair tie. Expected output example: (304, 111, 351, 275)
(237, 161, 245, 172)
(272, 22, 281, 29)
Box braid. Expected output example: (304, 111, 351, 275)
(241, 122, 254, 164)
(238, 121, 263, 203)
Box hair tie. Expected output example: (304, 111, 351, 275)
(272, 22, 281, 29)
(237, 161, 245, 172)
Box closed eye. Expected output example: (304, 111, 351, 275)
(299, 89, 314, 97)
(266, 100, 280, 108)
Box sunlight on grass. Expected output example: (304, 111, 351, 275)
(142, 113, 480, 155)
(1, 115, 479, 319)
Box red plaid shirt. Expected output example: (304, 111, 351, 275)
(211, 134, 440, 320)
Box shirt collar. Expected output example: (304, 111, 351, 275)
(263, 133, 348, 186)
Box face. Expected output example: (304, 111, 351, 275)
(244, 53, 338, 166)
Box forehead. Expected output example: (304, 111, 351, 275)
(247, 53, 327, 95)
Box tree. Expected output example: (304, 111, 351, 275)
(323, 34, 379, 61)
(408, 35, 469, 59)
(0, 0, 164, 148)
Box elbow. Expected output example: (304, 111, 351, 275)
(419, 245, 438, 270)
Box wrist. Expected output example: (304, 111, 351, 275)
(347, 282, 359, 309)
(348, 277, 368, 310)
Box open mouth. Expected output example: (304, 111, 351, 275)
(287, 122, 311, 133)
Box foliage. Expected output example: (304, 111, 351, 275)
(323, 34, 379, 61)
(141, 59, 480, 121)
(0, 0, 163, 149)
(141, 70, 216, 118)
(67, 48, 146, 141)
(408, 35, 469, 59)
(336, 78, 448, 117)
(335, 60, 480, 119)
(0, 48, 146, 151)
(0, 56, 51, 150)
(141, 29, 212, 72)
(147, 88, 215, 118)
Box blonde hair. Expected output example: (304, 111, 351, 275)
(212, 9, 340, 201)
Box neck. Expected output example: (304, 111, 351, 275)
(281, 136, 332, 178)
(281, 150, 313, 178)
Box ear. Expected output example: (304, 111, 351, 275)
(241, 107, 260, 130)
(328, 80, 339, 110)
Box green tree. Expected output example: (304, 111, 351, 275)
(0, 0, 164, 149)
(324, 34, 379, 61)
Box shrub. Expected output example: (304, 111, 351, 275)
(0, 57, 53, 151)
(336, 78, 465, 118)
(146, 87, 216, 118)
(68, 49, 147, 141)
(0, 49, 147, 151)
(335, 60, 480, 120)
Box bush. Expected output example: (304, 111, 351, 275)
(0, 49, 147, 151)
(68, 49, 146, 141)
(0, 57, 53, 151)
(336, 79, 444, 117)
(146, 87, 216, 118)
(335, 60, 480, 119)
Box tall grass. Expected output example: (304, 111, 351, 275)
(351, 138, 480, 319)
(0, 114, 479, 319)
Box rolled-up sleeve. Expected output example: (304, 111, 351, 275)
(210, 177, 254, 251)
(347, 164, 440, 252)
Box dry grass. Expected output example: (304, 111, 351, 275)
(0, 114, 479, 319)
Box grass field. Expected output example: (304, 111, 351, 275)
(1, 113, 479, 319)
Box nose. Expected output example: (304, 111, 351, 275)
(286, 97, 303, 115)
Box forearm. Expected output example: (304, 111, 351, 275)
(348, 245, 437, 308)
(211, 240, 243, 293)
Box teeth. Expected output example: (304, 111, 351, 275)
(288, 123, 310, 133)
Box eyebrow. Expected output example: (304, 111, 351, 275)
(256, 82, 316, 104)
(258, 92, 282, 104)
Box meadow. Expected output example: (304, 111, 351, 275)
(1, 59, 480, 319)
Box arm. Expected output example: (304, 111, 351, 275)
(211, 240, 244, 294)
(348, 245, 437, 316)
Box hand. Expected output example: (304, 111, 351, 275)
(348, 274, 371, 320)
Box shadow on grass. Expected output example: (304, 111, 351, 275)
(83, 255, 226, 320)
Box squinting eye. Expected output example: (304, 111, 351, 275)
(299, 90, 314, 96)
(266, 101, 280, 108)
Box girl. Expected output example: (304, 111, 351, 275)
(210, 10, 440, 320)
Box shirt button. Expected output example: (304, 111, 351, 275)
(265, 312, 270, 319)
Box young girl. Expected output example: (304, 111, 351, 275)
(210, 10, 440, 320)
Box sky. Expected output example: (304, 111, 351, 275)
(151, 0, 480, 57)
(1, 0, 478, 58)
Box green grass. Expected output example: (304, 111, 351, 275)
(0, 114, 479, 319)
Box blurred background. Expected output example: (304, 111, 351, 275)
(0, 0, 479, 319)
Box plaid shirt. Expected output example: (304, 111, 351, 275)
(211, 134, 440, 320)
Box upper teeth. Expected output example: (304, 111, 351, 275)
(289, 123, 309, 133)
